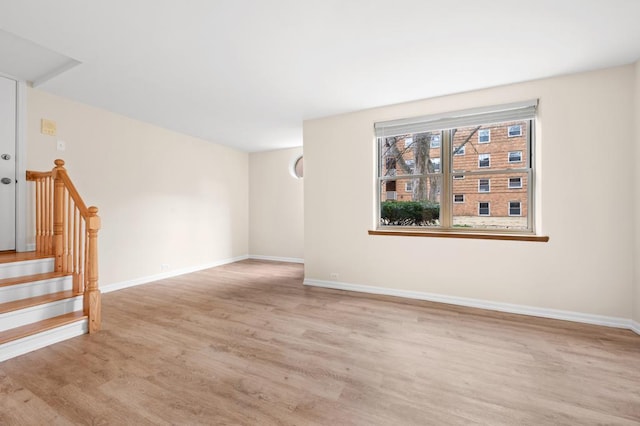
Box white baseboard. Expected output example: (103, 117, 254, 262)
(0, 319, 88, 363)
(101, 255, 249, 294)
(631, 320, 640, 336)
(249, 255, 304, 264)
(304, 278, 636, 331)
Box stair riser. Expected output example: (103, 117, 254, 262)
(0, 319, 88, 362)
(0, 277, 73, 304)
(0, 259, 55, 280)
(0, 297, 83, 332)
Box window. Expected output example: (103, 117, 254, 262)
(478, 129, 490, 143)
(404, 137, 413, 149)
(478, 179, 490, 193)
(405, 159, 415, 174)
(509, 201, 521, 216)
(508, 177, 522, 189)
(508, 151, 522, 163)
(431, 158, 441, 172)
(508, 125, 522, 137)
(291, 155, 304, 179)
(453, 145, 465, 156)
(375, 100, 536, 232)
(478, 154, 490, 168)
(478, 202, 490, 216)
(430, 134, 441, 148)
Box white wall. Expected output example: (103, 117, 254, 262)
(634, 60, 640, 327)
(304, 65, 636, 320)
(249, 147, 304, 261)
(26, 88, 249, 287)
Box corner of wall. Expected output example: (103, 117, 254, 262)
(634, 59, 640, 330)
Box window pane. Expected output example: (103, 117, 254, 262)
(478, 129, 490, 143)
(380, 177, 442, 227)
(453, 145, 465, 156)
(508, 151, 522, 163)
(452, 173, 528, 230)
(452, 121, 528, 173)
(380, 133, 441, 177)
(508, 125, 522, 137)
(509, 201, 522, 216)
(478, 154, 490, 168)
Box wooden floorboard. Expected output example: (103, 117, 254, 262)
(0, 260, 638, 425)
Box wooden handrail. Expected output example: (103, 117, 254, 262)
(26, 159, 101, 333)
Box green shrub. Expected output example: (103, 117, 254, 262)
(380, 200, 440, 226)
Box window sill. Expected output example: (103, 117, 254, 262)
(368, 229, 549, 242)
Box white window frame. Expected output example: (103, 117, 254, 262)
(478, 129, 490, 143)
(508, 201, 521, 216)
(453, 194, 464, 203)
(374, 99, 537, 234)
(478, 202, 490, 216)
(453, 145, 465, 156)
(508, 151, 522, 163)
(508, 125, 522, 137)
(405, 180, 414, 192)
(478, 153, 490, 168)
(478, 178, 490, 193)
(508, 177, 522, 189)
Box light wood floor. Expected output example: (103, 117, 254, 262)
(1, 260, 639, 425)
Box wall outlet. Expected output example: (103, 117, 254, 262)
(57, 140, 66, 151)
(161, 263, 170, 272)
(330, 272, 339, 280)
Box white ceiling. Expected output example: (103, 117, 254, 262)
(1, 0, 640, 152)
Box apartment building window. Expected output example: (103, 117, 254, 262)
(478, 154, 490, 168)
(431, 158, 441, 172)
(478, 129, 490, 143)
(478, 179, 490, 193)
(430, 134, 441, 148)
(508, 125, 522, 137)
(508, 151, 522, 163)
(509, 201, 521, 216)
(508, 177, 522, 189)
(405, 137, 413, 149)
(375, 99, 537, 233)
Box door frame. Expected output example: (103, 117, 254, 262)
(15, 80, 27, 252)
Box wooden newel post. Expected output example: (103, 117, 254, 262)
(53, 159, 66, 273)
(85, 206, 102, 333)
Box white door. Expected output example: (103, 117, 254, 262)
(0, 76, 17, 251)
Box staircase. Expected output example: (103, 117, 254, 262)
(0, 160, 101, 362)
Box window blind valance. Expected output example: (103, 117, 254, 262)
(374, 99, 538, 138)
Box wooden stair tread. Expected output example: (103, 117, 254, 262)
(0, 311, 86, 345)
(0, 290, 81, 315)
(0, 251, 53, 265)
(0, 272, 69, 288)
